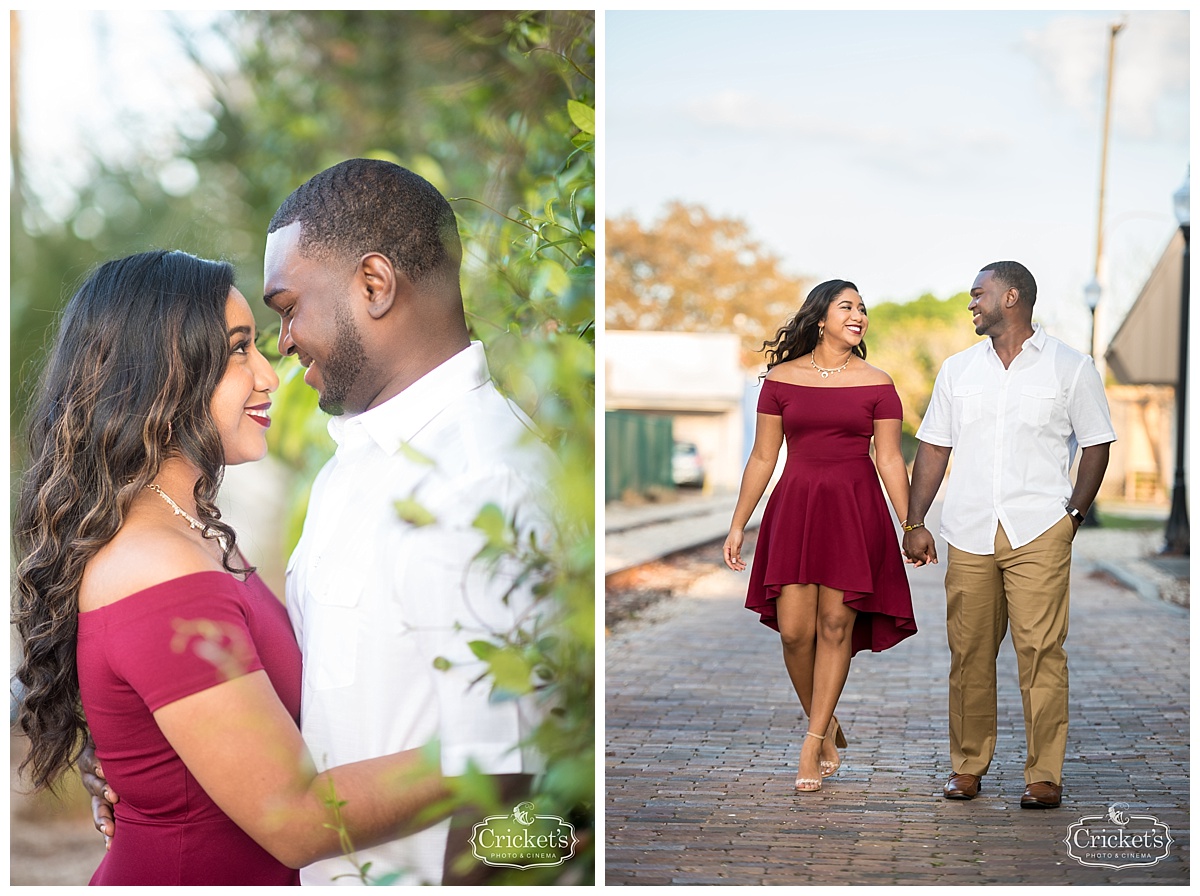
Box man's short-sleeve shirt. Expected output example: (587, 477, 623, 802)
(916, 324, 1116, 554)
(286, 341, 554, 885)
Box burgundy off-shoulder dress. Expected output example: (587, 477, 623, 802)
(77, 570, 302, 885)
(746, 379, 918, 654)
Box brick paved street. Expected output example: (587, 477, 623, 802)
(604, 520, 1189, 885)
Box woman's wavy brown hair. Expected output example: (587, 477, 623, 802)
(13, 249, 250, 791)
(761, 279, 867, 373)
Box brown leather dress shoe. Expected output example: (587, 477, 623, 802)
(1020, 781, 1062, 809)
(943, 773, 982, 800)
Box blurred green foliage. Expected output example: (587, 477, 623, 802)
(862, 291, 981, 461)
(12, 9, 594, 884)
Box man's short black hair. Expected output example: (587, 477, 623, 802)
(268, 158, 462, 287)
(980, 260, 1037, 308)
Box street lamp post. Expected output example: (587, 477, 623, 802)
(1081, 278, 1102, 527)
(1164, 168, 1190, 555)
(1083, 278, 1102, 350)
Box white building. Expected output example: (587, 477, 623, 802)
(605, 331, 748, 492)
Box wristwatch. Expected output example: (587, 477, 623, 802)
(1065, 505, 1085, 524)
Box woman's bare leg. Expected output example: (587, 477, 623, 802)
(775, 583, 818, 717)
(809, 587, 858, 725)
(801, 585, 858, 778)
(777, 584, 837, 781)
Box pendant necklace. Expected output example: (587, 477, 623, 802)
(810, 350, 851, 379)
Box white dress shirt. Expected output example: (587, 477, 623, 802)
(287, 341, 553, 885)
(916, 324, 1116, 555)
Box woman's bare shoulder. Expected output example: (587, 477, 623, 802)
(858, 360, 895, 386)
(79, 521, 222, 612)
(764, 358, 809, 383)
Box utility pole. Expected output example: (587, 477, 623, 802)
(1092, 20, 1124, 294)
(1081, 20, 1123, 527)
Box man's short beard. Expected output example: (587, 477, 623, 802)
(319, 303, 368, 416)
(974, 307, 1003, 336)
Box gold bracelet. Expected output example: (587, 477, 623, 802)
(902, 521, 925, 532)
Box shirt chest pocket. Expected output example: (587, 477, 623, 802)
(305, 569, 363, 691)
(952, 385, 983, 425)
(1019, 385, 1058, 427)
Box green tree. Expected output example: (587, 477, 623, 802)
(606, 203, 812, 363)
(866, 291, 981, 457)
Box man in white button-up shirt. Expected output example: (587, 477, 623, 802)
(903, 261, 1114, 811)
(263, 159, 554, 884)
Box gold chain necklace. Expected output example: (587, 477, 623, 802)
(810, 350, 852, 379)
(145, 483, 227, 549)
(146, 483, 204, 529)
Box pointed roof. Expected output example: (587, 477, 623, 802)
(1105, 229, 1186, 386)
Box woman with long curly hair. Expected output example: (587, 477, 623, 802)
(723, 279, 918, 792)
(13, 250, 447, 885)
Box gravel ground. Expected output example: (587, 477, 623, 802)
(605, 532, 747, 635)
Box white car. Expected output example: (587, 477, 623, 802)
(672, 440, 706, 488)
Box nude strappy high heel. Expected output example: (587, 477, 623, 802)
(796, 731, 824, 792)
(820, 715, 848, 779)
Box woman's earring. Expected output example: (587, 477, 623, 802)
(818, 325, 824, 341)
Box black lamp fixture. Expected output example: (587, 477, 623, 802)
(1079, 277, 1103, 527)
(1163, 166, 1189, 555)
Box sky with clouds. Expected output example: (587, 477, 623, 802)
(605, 9, 1190, 355)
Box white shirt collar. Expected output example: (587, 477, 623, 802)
(985, 321, 1047, 361)
(327, 341, 490, 454)
(1027, 322, 1048, 350)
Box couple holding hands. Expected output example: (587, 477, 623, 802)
(724, 261, 1115, 808)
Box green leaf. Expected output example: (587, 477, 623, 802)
(567, 100, 594, 136)
(468, 639, 499, 661)
(488, 647, 534, 696)
(450, 760, 503, 813)
(395, 497, 437, 527)
(398, 441, 436, 466)
(472, 502, 513, 551)
(472, 502, 506, 532)
(432, 656, 452, 672)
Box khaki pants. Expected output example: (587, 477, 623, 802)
(945, 514, 1073, 785)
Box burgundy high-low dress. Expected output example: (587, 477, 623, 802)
(77, 570, 302, 885)
(746, 379, 918, 654)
